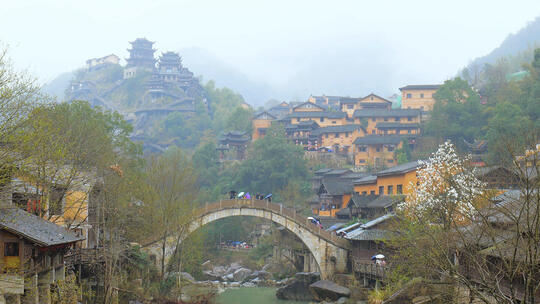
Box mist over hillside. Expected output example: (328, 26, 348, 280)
(466, 16, 540, 70)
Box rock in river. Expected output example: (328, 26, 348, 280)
(309, 280, 351, 301)
(276, 272, 320, 301)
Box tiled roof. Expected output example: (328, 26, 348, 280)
(361, 212, 396, 229)
(341, 172, 368, 180)
(399, 84, 442, 91)
(253, 111, 277, 120)
(323, 169, 353, 176)
(377, 160, 422, 176)
(353, 175, 377, 185)
(348, 193, 379, 207)
(353, 135, 403, 145)
(376, 122, 420, 129)
(288, 111, 346, 119)
(346, 229, 392, 241)
(310, 124, 365, 135)
(292, 101, 326, 111)
(339, 97, 362, 104)
(321, 178, 354, 195)
(314, 168, 333, 175)
(353, 109, 421, 118)
(365, 195, 405, 208)
(0, 207, 85, 247)
(360, 93, 392, 103)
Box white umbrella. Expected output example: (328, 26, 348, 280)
(237, 192, 245, 198)
(374, 254, 385, 259)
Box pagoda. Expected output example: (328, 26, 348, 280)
(125, 38, 156, 70)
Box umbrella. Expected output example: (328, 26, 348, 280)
(245, 192, 251, 199)
(307, 217, 315, 220)
(264, 194, 272, 199)
(237, 192, 245, 198)
(373, 254, 385, 259)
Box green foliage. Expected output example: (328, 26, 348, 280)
(425, 77, 486, 150)
(225, 106, 253, 133)
(394, 139, 412, 164)
(234, 124, 309, 194)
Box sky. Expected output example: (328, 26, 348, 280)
(1, 0, 540, 104)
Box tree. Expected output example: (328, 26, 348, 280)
(225, 106, 253, 134)
(426, 78, 486, 150)
(234, 124, 309, 194)
(140, 149, 198, 278)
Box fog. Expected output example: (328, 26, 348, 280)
(1, 0, 540, 105)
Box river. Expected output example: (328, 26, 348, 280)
(217, 287, 309, 304)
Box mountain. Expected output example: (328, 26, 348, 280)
(42, 71, 75, 100)
(467, 16, 540, 69)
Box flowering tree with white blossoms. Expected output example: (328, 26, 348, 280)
(400, 141, 486, 228)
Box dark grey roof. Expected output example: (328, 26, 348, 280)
(314, 168, 333, 175)
(339, 97, 362, 104)
(353, 175, 377, 185)
(348, 194, 379, 207)
(366, 195, 405, 208)
(323, 169, 353, 176)
(253, 111, 277, 120)
(341, 172, 368, 180)
(360, 94, 392, 103)
(353, 109, 421, 118)
(0, 207, 85, 247)
(361, 212, 396, 229)
(377, 161, 423, 176)
(376, 122, 420, 129)
(399, 84, 442, 91)
(292, 102, 326, 111)
(346, 229, 392, 241)
(288, 111, 346, 119)
(335, 207, 351, 216)
(321, 178, 353, 195)
(310, 124, 365, 136)
(353, 135, 403, 145)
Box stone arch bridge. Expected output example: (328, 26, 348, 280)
(186, 199, 350, 279)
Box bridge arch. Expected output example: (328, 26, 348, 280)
(186, 199, 350, 279)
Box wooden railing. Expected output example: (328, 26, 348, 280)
(195, 199, 350, 249)
(353, 259, 388, 280)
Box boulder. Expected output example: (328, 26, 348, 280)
(242, 282, 256, 287)
(202, 270, 222, 281)
(224, 273, 234, 281)
(276, 272, 320, 301)
(233, 268, 252, 282)
(213, 266, 226, 276)
(337, 297, 348, 304)
(255, 270, 271, 280)
(309, 280, 351, 301)
(226, 262, 242, 274)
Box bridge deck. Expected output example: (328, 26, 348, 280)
(196, 199, 350, 249)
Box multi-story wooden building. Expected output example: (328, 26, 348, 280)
(352, 109, 421, 135)
(399, 84, 441, 112)
(252, 111, 277, 140)
(310, 124, 365, 153)
(353, 161, 422, 195)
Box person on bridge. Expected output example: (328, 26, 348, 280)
(229, 190, 237, 199)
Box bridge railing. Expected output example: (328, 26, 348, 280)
(196, 199, 350, 248)
(353, 259, 389, 280)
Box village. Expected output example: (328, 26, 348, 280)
(0, 7, 539, 303)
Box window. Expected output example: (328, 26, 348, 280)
(347, 105, 353, 109)
(325, 134, 329, 138)
(388, 159, 394, 163)
(335, 133, 339, 138)
(407, 117, 412, 121)
(388, 185, 393, 195)
(4, 242, 19, 257)
(345, 132, 349, 138)
(379, 186, 384, 195)
(408, 129, 411, 134)
(387, 146, 395, 152)
(406, 93, 412, 98)
(297, 118, 300, 122)
(358, 146, 367, 152)
(372, 130, 375, 134)
(359, 159, 366, 163)
(370, 190, 375, 195)
(376, 147, 381, 152)
(384, 118, 388, 122)
(320, 118, 325, 122)
(332, 121, 336, 124)
(397, 184, 403, 194)
(420, 93, 424, 98)
(395, 117, 399, 122)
